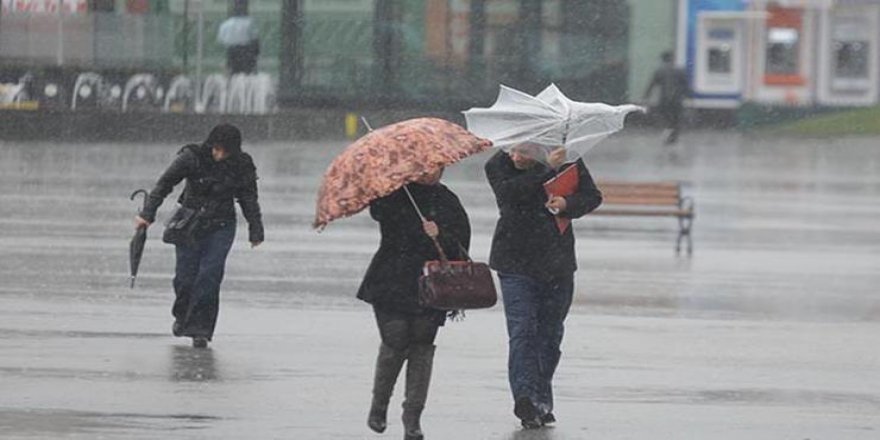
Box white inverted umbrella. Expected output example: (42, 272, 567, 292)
(463, 84, 644, 163)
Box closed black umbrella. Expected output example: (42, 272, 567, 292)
(129, 189, 149, 288)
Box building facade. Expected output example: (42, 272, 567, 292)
(681, 0, 880, 108)
(1, 0, 671, 110)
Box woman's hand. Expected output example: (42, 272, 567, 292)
(134, 215, 151, 230)
(422, 220, 439, 238)
(547, 147, 567, 169)
(546, 196, 567, 214)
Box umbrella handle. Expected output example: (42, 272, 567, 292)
(130, 189, 149, 211)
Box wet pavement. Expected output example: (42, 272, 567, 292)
(1, 130, 879, 439)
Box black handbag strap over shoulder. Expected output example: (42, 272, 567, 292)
(176, 143, 208, 207)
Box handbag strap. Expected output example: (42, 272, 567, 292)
(456, 242, 473, 263)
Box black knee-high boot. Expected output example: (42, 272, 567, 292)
(402, 344, 435, 440)
(369, 343, 407, 433)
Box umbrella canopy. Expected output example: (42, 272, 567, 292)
(129, 189, 148, 288)
(313, 117, 492, 229)
(463, 84, 643, 163)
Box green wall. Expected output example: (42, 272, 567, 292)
(627, 0, 677, 101)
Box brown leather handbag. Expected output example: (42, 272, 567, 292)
(418, 240, 497, 310)
(402, 184, 498, 310)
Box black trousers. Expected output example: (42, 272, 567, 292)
(226, 42, 259, 75)
(373, 305, 444, 352)
(656, 101, 683, 142)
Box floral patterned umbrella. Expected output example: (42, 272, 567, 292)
(313, 117, 492, 229)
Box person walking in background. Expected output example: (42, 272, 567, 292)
(217, 1, 261, 75)
(643, 50, 689, 144)
(485, 146, 602, 429)
(134, 124, 264, 348)
(358, 169, 471, 440)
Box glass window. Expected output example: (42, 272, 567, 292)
(708, 46, 731, 74)
(765, 27, 799, 75)
(279, 0, 630, 106)
(832, 17, 870, 80)
(834, 41, 869, 79)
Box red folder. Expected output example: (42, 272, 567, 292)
(542, 164, 579, 234)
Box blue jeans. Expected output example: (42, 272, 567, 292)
(173, 223, 235, 340)
(499, 272, 574, 416)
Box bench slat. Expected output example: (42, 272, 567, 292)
(599, 180, 680, 186)
(600, 183, 680, 190)
(591, 181, 695, 254)
(598, 181, 681, 190)
(603, 190, 680, 198)
(593, 208, 693, 217)
(600, 184, 680, 198)
(602, 196, 682, 206)
(597, 180, 685, 208)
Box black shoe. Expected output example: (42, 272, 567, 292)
(402, 407, 425, 440)
(172, 321, 183, 337)
(367, 406, 387, 433)
(520, 417, 542, 429)
(540, 412, 556, 425)
(192, 337, 208, 348)
(514, 397, 542, 429)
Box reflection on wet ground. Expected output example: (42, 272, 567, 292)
(170, 346, 220, 382)
(592, 386, 880, 407)
(0, 132, 879, 439)
(0, 408, 222, 438)
(505, 427, 573, 440)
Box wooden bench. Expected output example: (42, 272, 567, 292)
(592, 181, 695, 255)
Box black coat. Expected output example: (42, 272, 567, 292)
(357, 183, 471, 313)
(485, 151, 602, 281)
(645, 64, 689, 105)
(140, 144, 264, 242)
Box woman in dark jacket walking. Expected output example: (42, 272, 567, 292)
(134, 124, 264, 348)
(358, 168, 470, 440)
(485, 147, 602, 428)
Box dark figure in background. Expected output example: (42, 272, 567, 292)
(485, 147, 602, 429)
(217, 2, 260, 74)
(135, 124, 264, 348)
(643, 51, 689, 144)
(358, 168, 471, 440)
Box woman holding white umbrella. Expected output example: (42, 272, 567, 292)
(466, 84, 640, 429)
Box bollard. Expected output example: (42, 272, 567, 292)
(345, 112, 359, 139)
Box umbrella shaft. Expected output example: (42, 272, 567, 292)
(403, 185, 426, 221)
(402, 185, 448, 262)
